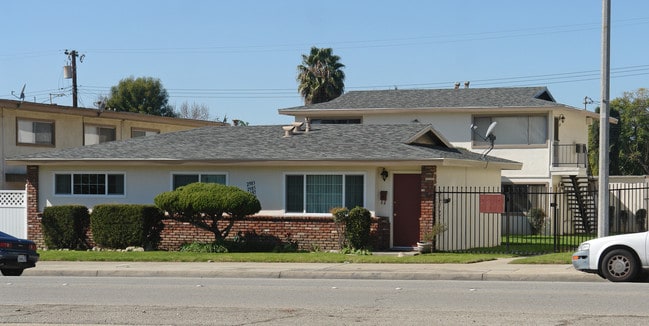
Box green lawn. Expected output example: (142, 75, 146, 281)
(37, 250, 572, 264)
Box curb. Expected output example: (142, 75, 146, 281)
(22, 261, 606, 282)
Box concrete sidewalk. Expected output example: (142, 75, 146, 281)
(23, 258, 604, 282)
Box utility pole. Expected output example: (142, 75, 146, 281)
(598, 0, 611, 238)
(64, 50, 84, 108)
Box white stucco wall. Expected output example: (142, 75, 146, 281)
(436, 165, 502, 188)
(38, 165, 379, 217)
(359, 109, 593, 186)
(364, 113, 473, 146)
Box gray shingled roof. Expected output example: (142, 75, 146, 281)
(7, 124, 519, 166)
(278, 86, 562, 112)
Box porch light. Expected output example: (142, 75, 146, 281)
(380, 168, 389, 181)
(559, 114, 566, 124)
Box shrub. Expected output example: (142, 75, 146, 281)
(154, 182, 261, 241)
(180, 241, 228, 253)
(90, 204, 164, 250)
(230, 230, 299, 252)
(179, 231, 299, 253)
(41, 205, 90, 249)
(330, 207, 349, 249)
(345, 206, 372, 250)
(527, 208, 547, 235)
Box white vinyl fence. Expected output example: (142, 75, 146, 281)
(0, 190, 27, 238)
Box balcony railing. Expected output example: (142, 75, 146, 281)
(552, 142, 588, 168)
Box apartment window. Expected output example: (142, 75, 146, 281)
(172, 173, 227, 189)
(84, 125, 116, 145)
(55, 173, 125, 195)
(285, 174, 364, 213)
(131, 128, 159, 138)
(472, 115, 547, 146)
(17, 119, 54, 146)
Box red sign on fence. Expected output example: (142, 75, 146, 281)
(479, 194, 505, 214)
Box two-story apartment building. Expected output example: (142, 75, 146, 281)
(278, 86, 602, 192)
(0, 99, 226, 190)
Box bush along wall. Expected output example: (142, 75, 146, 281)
(345, 206, 372, 250)
(41, 205, 90, 250)
(90, 204, 164, 250)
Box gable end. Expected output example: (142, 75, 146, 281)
(405, 127, 452, 149)
(533, 89, 556, 102)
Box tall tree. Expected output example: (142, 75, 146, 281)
(588, 106, 621, 175)
(106, 76, 176, 117)
(176, 101, 211, 120)
(589, 88, 649, 175)
(175, 101, 229, 123)
(297, 47, 345, 105)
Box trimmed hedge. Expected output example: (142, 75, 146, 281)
(346, 206, 372, 250)
(90, 204, 164, 250)
(41, 205, 90, 249)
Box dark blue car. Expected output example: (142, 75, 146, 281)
(0, 231, 39, 276)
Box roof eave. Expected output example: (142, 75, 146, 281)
(7, 157, 518, 169)
(280, 105, 581, 116)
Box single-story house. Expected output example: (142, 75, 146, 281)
(7, 123, 521, 250)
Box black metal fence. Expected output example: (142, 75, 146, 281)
(433, 183, 649, 255)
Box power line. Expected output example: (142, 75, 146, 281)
(2, 17, 647, 60)
(9, 63, 647, 104)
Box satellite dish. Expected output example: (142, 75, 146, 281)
(19, 84, 26, 100)
(469, 121, 498, 159)
(11, 83, 26, 101)
(485, 121, 497, 138)
(95, 100, 106, 111)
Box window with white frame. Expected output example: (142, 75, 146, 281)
(55, 173, 125, 195)
(172, 173, 227, 189)
(285, 174, 364, 213)
(17, 119, 54, 146)
(131, 128, 159, 138)
(472, 115, 548, 146)
(84, 125, 116, 145)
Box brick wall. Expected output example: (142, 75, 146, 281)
(419, 165, 437, 246)
(26, 166, 44, 247)
(159, 215, 390, 251)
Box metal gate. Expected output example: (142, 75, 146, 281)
(433, 184, 649, 255)
(0, 190, 27, 238)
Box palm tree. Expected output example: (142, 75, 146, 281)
(297, 47, 345, 105)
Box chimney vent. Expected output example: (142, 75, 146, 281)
(282, 125, 294, 137)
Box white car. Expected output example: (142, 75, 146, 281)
(572, 231, 649, 282)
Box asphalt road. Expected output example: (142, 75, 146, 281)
(2, 276, 649, 325)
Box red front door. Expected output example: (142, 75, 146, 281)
(393, 174, 421, 247)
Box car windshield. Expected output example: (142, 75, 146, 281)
(0, 231, 17, 239)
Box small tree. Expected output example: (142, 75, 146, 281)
(154, 182, 261, 241)
(527, 208, 547, 235)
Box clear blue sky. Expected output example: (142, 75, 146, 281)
(1, 1, 647, 125)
